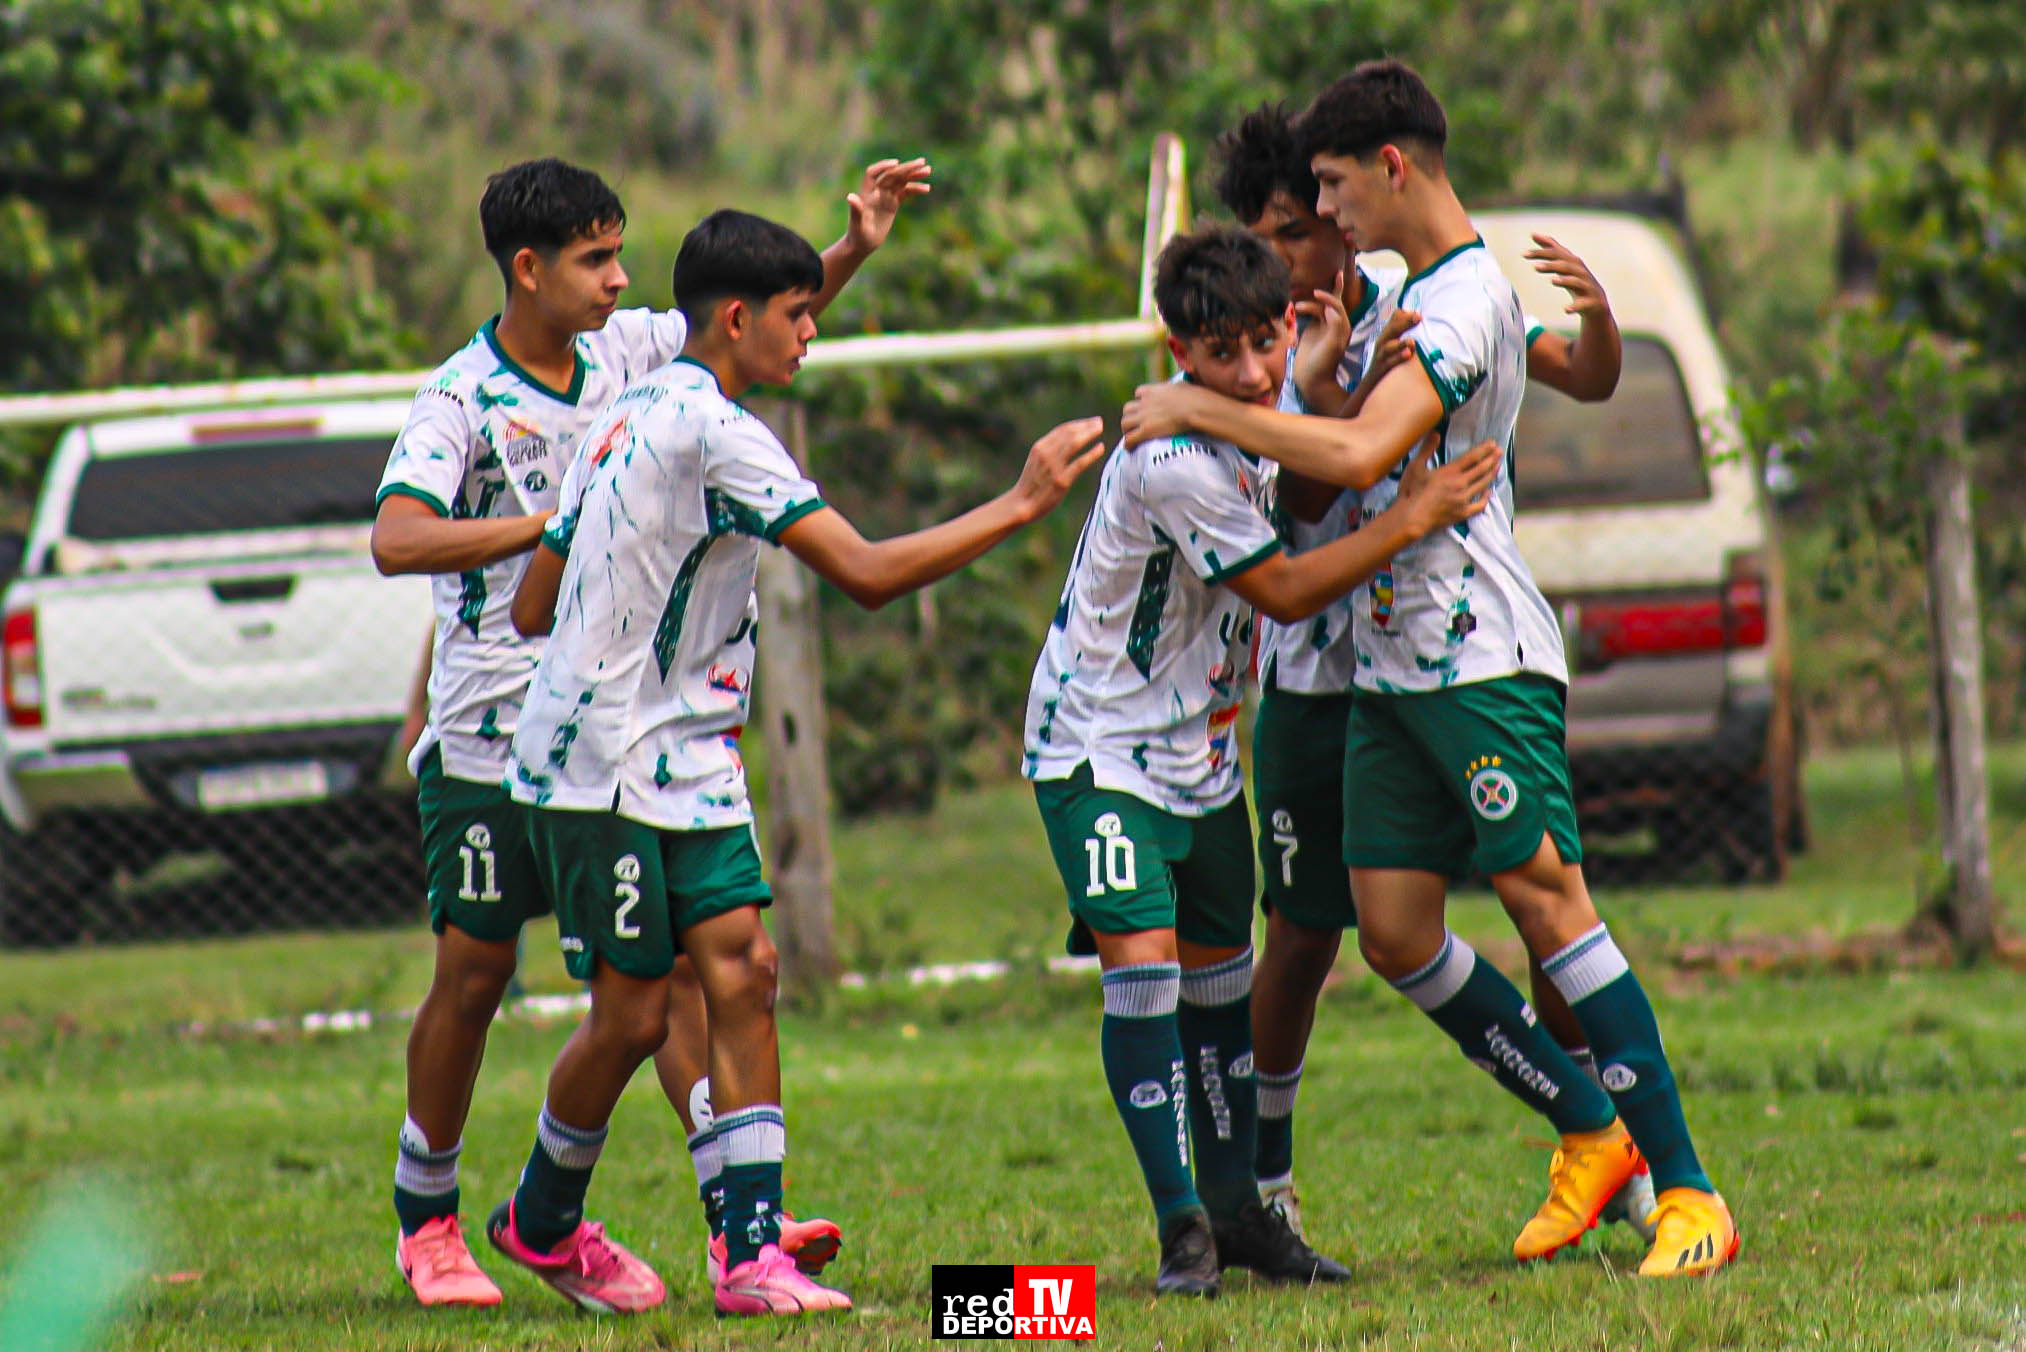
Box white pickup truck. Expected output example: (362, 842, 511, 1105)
(0, 401, 433, 945)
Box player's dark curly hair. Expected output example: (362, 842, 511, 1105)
(1153, 225, 1291, 340)
(672, 209, 824, 326)
(1298, 59, 1447, 169)
(479, 158, 626, 282)
(1212, 102, 1318, 225)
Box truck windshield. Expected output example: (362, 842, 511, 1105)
(65, 437, 395, 540)
(1513, 338, 1710, 508)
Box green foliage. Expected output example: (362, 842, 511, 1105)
(0, 0, 408, 397)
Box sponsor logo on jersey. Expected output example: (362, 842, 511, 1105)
(589, 416, 629, 467)
(1206, 702, 1241, 772)
(1371, 570, 1395, 627)
(706, 664, 750, 695)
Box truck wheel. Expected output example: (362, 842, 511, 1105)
(0, 822, 89, 947)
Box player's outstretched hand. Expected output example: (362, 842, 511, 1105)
(1120, 381, 1211, 447)
(1524, 234, 1608, 316)
(1397, 436, 1501, 536)
(1011, 417, 1109, 522)
(847, 157, 933, 253)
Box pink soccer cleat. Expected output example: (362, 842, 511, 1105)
(485, 1200, 666, 1313)
(707, 1212, 844, 1284)
(396, 1216, 503, 1307)
(714, 1243, 853, 1316)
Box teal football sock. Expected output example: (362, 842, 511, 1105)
(1393, 932, 1616, 1135)
(1543, 925, 1714, 1194)
(716, 1105, 786, 1268)
(1100, 962, 1202, 1223)
(1254, 1060, 1301, 1184)
(393, 1115, 460, 1236)
(1177, 948, 1259, 1218)
(512, 1103, 607, 1253)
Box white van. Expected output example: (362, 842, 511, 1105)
(1474, 207, 1801, 880)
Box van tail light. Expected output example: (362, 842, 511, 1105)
(1577, 551, 1767, 668)
(3, 607, 41, 728)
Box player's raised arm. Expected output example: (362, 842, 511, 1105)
(777, 417, 1106, 611)
(1521, 233, 1620, 401)
(808, 157, 933, 318)
(1220, 438, 1500, 623)
(1123, 352, 1445, 492)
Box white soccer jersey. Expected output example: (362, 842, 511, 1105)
(378, 308, 687, 783)
(1349, 240, 1565, 692)
(1022, 420, 1280, 816)
(506, 356, 824, 830)
(1258, 262, 1406, 695)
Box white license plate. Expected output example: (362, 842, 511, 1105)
(196, 760, 330, 811)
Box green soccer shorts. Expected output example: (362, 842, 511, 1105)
(416, 745, 549, 943)
(1340, 673, 1582, 879)
(527, 807, 772, 981)
(1032, 762, 1255, 955)
(1253, 687, 1358, 930)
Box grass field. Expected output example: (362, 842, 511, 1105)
(3, 748, 2025, 1350)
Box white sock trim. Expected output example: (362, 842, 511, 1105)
(536, 1103, 609, 1172)
(1392, 932, 1477, 1012)
(395, 1115, 460, 1196)
(1179, 946, 1254, 1007)
(687, 1125, 725, 1189)
(1255, 1061, 1303, 1119)
(1102, 962, 1181, 1018)
(717, 1105, 787, 1168)
(1542, 924, 1630, 1005)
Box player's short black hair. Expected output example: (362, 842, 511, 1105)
(1212, 103, 1319, 225)
(479, 158, 626, 281)
(1153, 225, 1291, 340)
(672, 209, 825, 326)
(1298, 59, 1447, 168)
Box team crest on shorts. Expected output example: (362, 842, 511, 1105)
(1467, 756, 1518, 821)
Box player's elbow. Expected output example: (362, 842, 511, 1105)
(510, 603, 552, 638)
(369, 525, 413, 577)
(1252, 591, 1311, 626)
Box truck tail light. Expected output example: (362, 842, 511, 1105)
(1577, 551, 1768, 668)
(3, 607, 41, 728)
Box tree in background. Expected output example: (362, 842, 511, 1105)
(0, 0, 408, 403)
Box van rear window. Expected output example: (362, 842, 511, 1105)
(1512, 338, 1708, 509)
(66, 437, 393, 541)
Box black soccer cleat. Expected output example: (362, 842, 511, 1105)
(1154, 1209, 1221, 1298)
(1212, 1197, 1351, 1284)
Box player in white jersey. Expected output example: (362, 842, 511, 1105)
(482, 208, 1106, 1317)
(1026, 225, 1502, 1297)
(1210, 104, 1646, 1245)
(1123, 63, 1737, 1278)
(371, 155, 928, 1308)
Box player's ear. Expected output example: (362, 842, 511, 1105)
(1165, 334, 1194, 375)
(1381, 144, 1408, 190)
(510, 246, 542, 295)
(718, 296, 748, 341)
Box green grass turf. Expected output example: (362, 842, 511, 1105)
(2, 745, 2023, 1348)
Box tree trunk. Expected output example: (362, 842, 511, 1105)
(754, 403, 840, 998)
(1918, 445, 1997, 961)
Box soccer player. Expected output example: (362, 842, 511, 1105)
(483, 208, 1108, 1316)
(372, 154, 928, 1306)
(1122, 62, 1738, 1278)
(1025, 224, 1503, 1297)
(1209, 104, 1646, 1243)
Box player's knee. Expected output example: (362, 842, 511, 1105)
(1357, 929, 1417, 982)
(734, 930, 780, 1013)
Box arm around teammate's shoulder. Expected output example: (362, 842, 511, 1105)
(510, 538, 566, 637)
(1220, 438, 1502, 624)
(777, 417, 1107, 611)
(370, 494, 553, 577)
(1522, 234, 1621, 401)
